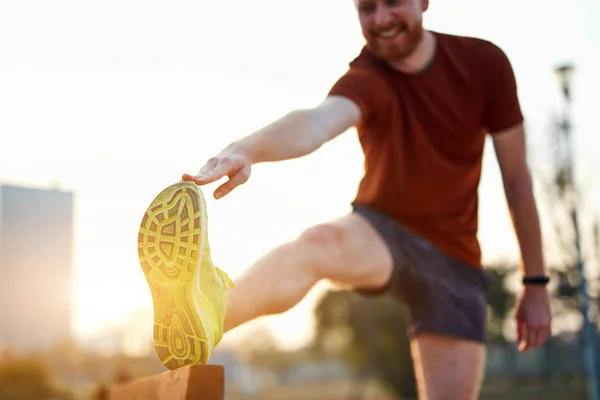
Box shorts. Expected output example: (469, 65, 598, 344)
(352, 203, 492, 343)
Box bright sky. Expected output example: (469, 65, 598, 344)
(1, 0, 599, 352)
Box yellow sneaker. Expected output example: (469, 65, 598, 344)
(137, 181, 234, 370)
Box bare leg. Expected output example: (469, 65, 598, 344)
(411, 333, 486, 400)
(223, 213, 393, 332)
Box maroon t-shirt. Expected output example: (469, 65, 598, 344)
(329, 31, 524, 268)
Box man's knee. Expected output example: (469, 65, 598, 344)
(296, 223, 347, 278)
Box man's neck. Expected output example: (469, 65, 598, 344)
(388, 30, 436, 74)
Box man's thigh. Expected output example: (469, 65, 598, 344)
(351, 203, 491, 341)
(411, 333, 486, 400)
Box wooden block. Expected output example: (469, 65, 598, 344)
(92, 365, 224, 400)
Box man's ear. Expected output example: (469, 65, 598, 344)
(421, 0, 429, 12)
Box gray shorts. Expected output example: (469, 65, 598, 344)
(352, 204, 492, 343)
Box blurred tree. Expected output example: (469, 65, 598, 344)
(238, 323, 309, 374)
(485, 264, 517, 343)
(537, 111, 600, 326)
(313, 265, 515, 399)
(0, 347, 16, 364)
(44, 339, 84, 381)
(237, 323, 281, 364)
(593, 217, 600, 256)
(595, 220, 599, 255)
(0, 354, 69, 399)
(312, 290, 416, 399)
(113, 355, 134, 384)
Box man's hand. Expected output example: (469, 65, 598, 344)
(182, 151, 252, 199)
(514, 285, 552, 352)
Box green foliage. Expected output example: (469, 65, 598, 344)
(312, 265, 516, 398)
(485, 265, 517, 342)
(0, 355, 63, 399)
(313, 290, 416, 399)
(539, 112, 600, 323)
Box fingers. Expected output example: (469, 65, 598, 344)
(516, 318, 528, 352)
(515, 288, 552, 352)
(518, 323, 552, 352)
(214, 169, 250, 199)
(517, 318, 526, 344)
(182, 158, 231, 185)
(519, 328, 539, 352)
(194, 157, 220, 180)
(535, 323, 551, 347)
(181, 173, 196, 181)
(181, 156, 250, 199)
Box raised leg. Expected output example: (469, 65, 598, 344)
(223, 213, 393, 332)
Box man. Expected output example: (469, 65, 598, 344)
(137, 0, 552, 398)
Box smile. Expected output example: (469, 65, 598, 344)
(377, 27, 403, 39)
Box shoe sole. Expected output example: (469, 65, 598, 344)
(137, 181, 210, 369)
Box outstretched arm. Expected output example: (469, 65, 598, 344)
(492, 123, 552, 352)
(182, 95, 361, 199)
(229, 95, 361, 164)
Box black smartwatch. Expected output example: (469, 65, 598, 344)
(522, 275, 550, 286)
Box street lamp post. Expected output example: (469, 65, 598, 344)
(555, 64, 600, 400)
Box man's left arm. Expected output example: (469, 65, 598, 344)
(492, 123, 552, 352)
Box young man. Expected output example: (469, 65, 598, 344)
(137, 0, 552, 398)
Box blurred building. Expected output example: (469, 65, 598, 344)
(0, 184, 74, 352)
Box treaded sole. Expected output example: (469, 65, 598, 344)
(137, 182, 209, 369)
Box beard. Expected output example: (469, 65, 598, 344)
(364, 20, 424, 62)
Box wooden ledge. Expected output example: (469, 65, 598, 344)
(91, 365, 224, 400)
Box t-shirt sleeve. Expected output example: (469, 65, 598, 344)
(480, 43, 524, 134)
(327, 69, 383, 126)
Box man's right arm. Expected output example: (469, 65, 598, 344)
(182, 95, 362, 198)
(225, 95, 361, 164)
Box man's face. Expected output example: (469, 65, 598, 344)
(356, 0, 429, 61)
